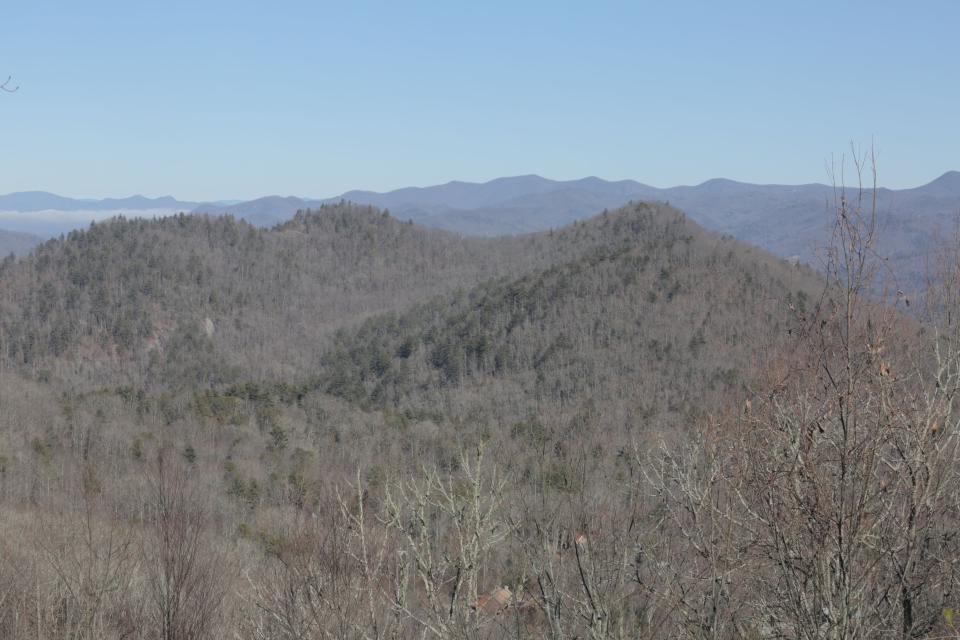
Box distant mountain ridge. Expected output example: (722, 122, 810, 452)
(0, 193, 202, 245)
(313, 172, 960, 291)
(190, 171, 960, 234)
(4, 172, 959, 289)
(0, 191, 199, 212)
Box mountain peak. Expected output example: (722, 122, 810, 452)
(698, 177, 744, 187)
(922, 170, 960, 192)
(689, 177, 751, 192)
(486, 174, 551, 185)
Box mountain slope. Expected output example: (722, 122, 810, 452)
(317, 202, 822, 434)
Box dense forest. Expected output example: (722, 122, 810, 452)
(0, 203, 579, 384)
(1, 194, 958, 639)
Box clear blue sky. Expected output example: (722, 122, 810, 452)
(1, 1, 957, 201)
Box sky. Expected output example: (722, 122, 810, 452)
(0, 0, 957, 201)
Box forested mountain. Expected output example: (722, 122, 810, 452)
(2, 197, 956, 639)
(318, 204, 820, 434)
(8, 202, 769, 387)
(0, 203, 575, 386)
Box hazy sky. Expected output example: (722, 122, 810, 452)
(1, 1, 957, 200)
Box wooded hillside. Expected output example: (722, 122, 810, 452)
(2, 196, 954, 639)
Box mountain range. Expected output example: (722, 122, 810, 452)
(3, 172, 959, 288)
(140, 169, 960, 290)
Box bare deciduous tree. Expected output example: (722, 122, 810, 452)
(382, 442, 512, 639)
(641, 427, 750, 639)
(143, 449, 227, 640)
(35, 464, 139, 640)
(719, 147, 960, 638)
(240, 483, 398, 640)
